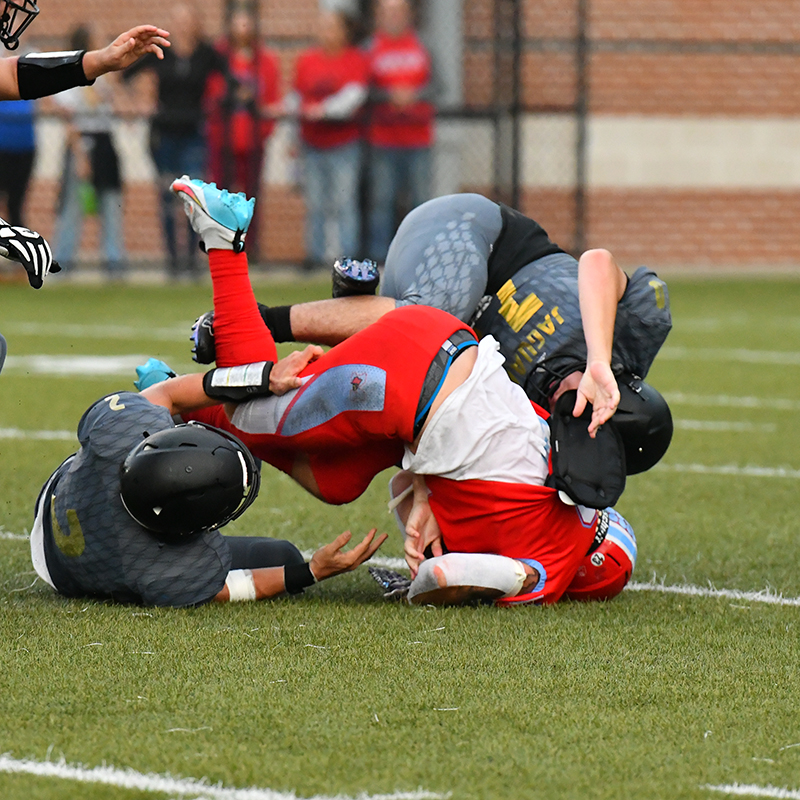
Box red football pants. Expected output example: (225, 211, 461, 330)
(187, 250, 472, 504)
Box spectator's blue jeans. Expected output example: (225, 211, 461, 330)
(150, 131, 206, 274)
(368, 145, 432, 263)
(53, 154, 126, 272)
(301, 140, 362, 265)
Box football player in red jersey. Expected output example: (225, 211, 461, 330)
(144, 177, 638, 608)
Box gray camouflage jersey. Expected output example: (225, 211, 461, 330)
(382, 194, 672, 404)
(38, 392, 231, 607)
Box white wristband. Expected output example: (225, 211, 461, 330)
(225, 569, 257, 602)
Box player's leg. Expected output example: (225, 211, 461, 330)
(258, 192, 504, 347)
(379, 192, 503, 322)
(171, 176, 278, 367)
(225, 535, 305, 569)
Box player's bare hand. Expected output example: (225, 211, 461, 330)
(83, 26, 171, 81)
(310, 529, 388, 581)
(573, 360, 620, 437)
(269, 345, 324, 395)
(404, 497, 443, 578)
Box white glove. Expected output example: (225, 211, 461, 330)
(0, 222, 60, 289)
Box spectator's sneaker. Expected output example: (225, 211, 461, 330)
(170, 176, 255, 253)
(190, 310, 216, 364)
(368, 566, 411, 600)
(332, 258, 380, 298)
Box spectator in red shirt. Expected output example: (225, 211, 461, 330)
(290, 9, 368, 270)
(206, 8, 281, 260)
(366, 0, 435, 263)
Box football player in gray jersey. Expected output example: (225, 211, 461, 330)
(31, 374, 385, 608)
(195, 193, 673, 474)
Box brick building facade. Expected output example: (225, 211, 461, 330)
(16, 0, 800, 270)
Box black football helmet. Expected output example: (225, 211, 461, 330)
(611, 371, 673, 474)
(0, 0, 39, 50)
(120, 422, 260, 543)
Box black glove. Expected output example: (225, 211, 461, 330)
(0, 221, 61, 289)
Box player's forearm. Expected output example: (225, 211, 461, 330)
(214, 567, 288, 602)
(577, 249, 626, 366)
(215, 561, 319, 602)
(0, 57, 20, 100)
(289, 296, 396, 346)
(142, 373, 217, 416)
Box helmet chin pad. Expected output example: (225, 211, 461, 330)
(119, 422, 260, 543)
(612, 372, 673, 474)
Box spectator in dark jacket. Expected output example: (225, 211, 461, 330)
(123, 2, 226, 278)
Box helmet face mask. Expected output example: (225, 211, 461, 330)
(0, 0, 39, 50)
(119, 422, 260, 543)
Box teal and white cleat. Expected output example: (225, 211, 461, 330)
(170, 176, 255, 253)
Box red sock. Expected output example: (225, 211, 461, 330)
(208, 249, 277, 367)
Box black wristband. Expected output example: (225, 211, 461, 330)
(284, 562, 316, 595)
(202, 362, 273, 402)
(17, 50, 93, 100)
(258, 304, 294, 343)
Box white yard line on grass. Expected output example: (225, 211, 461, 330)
(0, 427, 73, 441)
(3, 355, 150, 376)
(3, 322, 186, 341)
(656, 463, 800, 479)
(674, 420, 776, 433)
(664, 392, 800, 412)
(0, 754, 449, 800)
(703, 783, 800, 798)
(660, 347, 800, 366)
(0, 529, 28, 541)
(627, 582, 800, 607)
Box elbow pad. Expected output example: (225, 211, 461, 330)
(203, 362, 274, 402)
(17, 50, 93, 100)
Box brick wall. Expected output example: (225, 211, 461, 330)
(16, 0, 800, 270)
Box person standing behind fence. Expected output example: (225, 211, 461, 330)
(0, 97, 35, 229)
(365, 0, 434, 265)
(53, 26, 126, 278)
(206, 7, 281, 262)
(123, 2, 226, 279)
(290, 9, 367, 271)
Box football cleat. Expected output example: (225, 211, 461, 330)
(170, 176, 255, 253)
(190, 311, 216, 364)
(368, 566, 411, 600)
(332, 258, 380, 298)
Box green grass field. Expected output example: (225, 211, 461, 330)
(1, 274, 799, 800)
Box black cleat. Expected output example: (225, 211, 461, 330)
(190, 310, 216, 364)
(368, 566, 411, 600)
(332, 258, 380, 298)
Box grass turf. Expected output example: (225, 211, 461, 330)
(1, 275, 799, 800)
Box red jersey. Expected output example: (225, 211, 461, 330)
(425, 476, 598, 606)
(294, 46, 368, 149)
(367, 30, 434, 148)
(206, 45, 281, 153)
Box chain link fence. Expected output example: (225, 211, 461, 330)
(1, 0, 797, 277)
